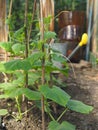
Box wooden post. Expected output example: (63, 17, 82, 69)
(0, 0, 7, 42)
(0, 0, 8, 61)
(42, 0, 54, 31)
(92, 0, 98, 55)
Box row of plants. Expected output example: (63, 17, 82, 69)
(0, 1, 93, 130)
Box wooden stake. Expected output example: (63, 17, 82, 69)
(40, 0, 45, 130)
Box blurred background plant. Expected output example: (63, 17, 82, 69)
(55, 0, 87, 13)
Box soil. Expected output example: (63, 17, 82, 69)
(0, 60, 98, 130)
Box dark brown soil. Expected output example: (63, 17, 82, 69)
(0, 60, 98, 130)
(60, 61, 98, 130)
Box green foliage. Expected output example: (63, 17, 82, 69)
(0, 62, 6, 72)
(55, 0, 87, 12)
(0, 82, 18, 91)
(90, 52, 98, 68)
(12, 43, 25, 55)
(44, 31, 56, 40)
(23, 88, 41, 100)
(48, 121, 76, 130)
(0, 23, 93, 130)
(13, 27, 25, 42)
(48, 121, 60, 130)
(0, 42, 13, 52)
(43, 15, 53, 31)
(0, 1, 93, 128)
(3, 59, 32, 72)
(67, 100, 93, 114)
(39, 85, 70, 107)
(28, 72, 41, 86)
(0, 83, 41, 100)
(0, 109, 8, 116)
(27, 52, 44, 65)
(6, 88, 41, 100)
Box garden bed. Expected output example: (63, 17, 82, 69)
(0, 60, 98, 130)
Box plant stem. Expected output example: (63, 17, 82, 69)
(21, 105, 35, 115)
(48, 39, 54, 88)
(41, 95, 45, 130)
(24, 0, 29, 116)
(48, 46, 53, 88)
(48, 112, 55, 121)
(40, 0, 45, 130)
(28, 0, 37, 42)
(24, 0, 29, 58)
(8, 0, 13, 18)
(57, 108, 68, 122)
(15, 97, 22, 120)
(24, 0, 29, 88)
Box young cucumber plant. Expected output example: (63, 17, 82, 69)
(0, 12, 93, 130)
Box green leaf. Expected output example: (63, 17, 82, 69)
(6, 88, 41, 100)
(0, 109, 8, 116)
(13, 71, 39, 87)
(39, 85, 70, 107)
(5, 88, 23, 98)
(14, 27, 25, 42)
(0, 95, 9, 99)
(57, 121, 76, 130)
(12, 43, 25, 54)
(48, 121, 76, 130)
(67, 100, 93, 114)
(4, 59, 21, 71)
(59, 66, 69, 76)
(52, 53, 66, 63)
(28, 72, 41, 86)
(0, 62, 6, 72)
(53, 77, 67, 88)
(17, 59, 32, 70)
(45, 61, 69, 76)
(23, 88, 41, 100)
(14, 27, 24, 37)
(4, 59, 32, 71)
(44, 31, 56, 40)
(50, 53, 69, 76)
(0, 82, 18, 91)
(27, 52, 44, 65)
(12, 77, 24, 87)
(0, 42, 12, 52)
(48, 121, 60, 130)
(44, 15, 52, 25)
(45, 62, 58, 73)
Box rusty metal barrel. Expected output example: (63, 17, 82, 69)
(58, 11, 86, 62)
